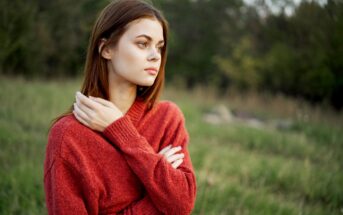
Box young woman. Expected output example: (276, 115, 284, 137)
(44, 0, 197, 214)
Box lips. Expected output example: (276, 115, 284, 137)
(144, 68, 158, 75)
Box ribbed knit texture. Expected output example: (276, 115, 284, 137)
(44, 98, 197, 215)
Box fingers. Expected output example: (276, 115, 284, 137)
(166, 153, 185, 163)
(73, 106, 90, 127)
(75, 99, 94, 118)
(172, 159, 183, 169)
(73, 103, 88, 120)
(159, 145, 184, 169)
(164, 146, 182, 158)
(158, 144, 172, 155)
(90, 96, 114, 108)
(76, 91, 100, 110)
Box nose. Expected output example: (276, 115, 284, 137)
(147, 47, 161, 62)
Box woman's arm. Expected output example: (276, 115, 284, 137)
(73, 93, 197, 214)
(102, 104, 196, 215)
(104, 111, 196, 214)
(45, 118, 166, 215)
(44, 122, 100, 215)
(44, 157, 99, 215)
(117, 195, 162, 215)
(116, 144, 188, 215)
(45, 161, 162, 215)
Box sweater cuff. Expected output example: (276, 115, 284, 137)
(103, 115, 141, 147)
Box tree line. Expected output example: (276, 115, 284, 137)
(1, 0, 342, 109)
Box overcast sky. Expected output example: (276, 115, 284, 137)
(242, 0, 327, 16)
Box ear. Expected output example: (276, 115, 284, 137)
(98, 38, 112, 60)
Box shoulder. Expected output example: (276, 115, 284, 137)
(49, 114, 77, 140)
(154, 100, 190, 141)
(48, 114, 83, 144)
(156, 100, 185, 120)
(152, 100, 187, 127)
(46, 114, 94, 161)
(45, 114, 96, 178)
(156, 100, 184, 115)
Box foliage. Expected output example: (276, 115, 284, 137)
(0, 0, 342, 108)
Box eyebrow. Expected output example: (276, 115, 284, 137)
(136, 34, 164, 45)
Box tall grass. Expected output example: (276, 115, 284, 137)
(0, 76, 342, 214)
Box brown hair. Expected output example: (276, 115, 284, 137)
(51, 0, 168, 127)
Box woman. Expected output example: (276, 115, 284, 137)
(43, 0, 197, 214)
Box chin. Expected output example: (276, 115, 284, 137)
(136, 79, 156, 87)
(138, 82, 155, 87)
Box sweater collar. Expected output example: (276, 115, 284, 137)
(125, 97, 146, 126)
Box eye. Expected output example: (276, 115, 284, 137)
(137, 41, 148, 48)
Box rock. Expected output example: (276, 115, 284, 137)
(202, 104, 233, 124)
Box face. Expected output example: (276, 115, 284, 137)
(101, 17, 164, 87)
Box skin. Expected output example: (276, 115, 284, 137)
(73, 18, 184, 169)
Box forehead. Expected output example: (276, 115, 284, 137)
(124, 18, 164, 41)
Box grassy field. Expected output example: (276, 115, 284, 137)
(0, 76, 342, 214)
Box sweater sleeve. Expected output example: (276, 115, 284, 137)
(44, 122, 99, 215)
(103, 103, 197, 215)
(117, 195, 162, 215)
(44, 157, 99, 215)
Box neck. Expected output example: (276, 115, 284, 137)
(108, 72, 137, 115)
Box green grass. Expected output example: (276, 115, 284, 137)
(0, 76, 342, 214)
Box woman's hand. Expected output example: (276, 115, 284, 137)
(73, 91, 123, 132)
(158, 145, 184, 169)
(74, 92, 184, 168)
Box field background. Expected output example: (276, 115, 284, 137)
(1, 0, 342, 214)
(0, 76, 342, 214)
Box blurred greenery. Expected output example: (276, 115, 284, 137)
(0, 76, 342, 214)
(1, 0, 343, 213)
(0, 0, 342, 108)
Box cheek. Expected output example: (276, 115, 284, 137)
(121, 42, 145, 61)
(123, 45, 141, 62)
(114, 45, 145, 72)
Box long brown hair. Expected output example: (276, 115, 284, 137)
(51, 0, 168, 127)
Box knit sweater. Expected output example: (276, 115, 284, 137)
(44, 98, 197, 215)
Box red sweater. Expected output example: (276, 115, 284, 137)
(44, 98, 197, 215)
